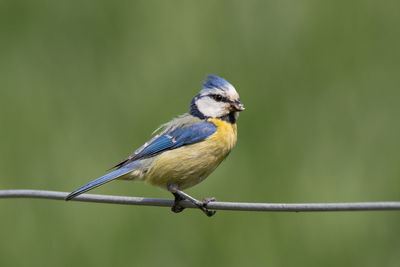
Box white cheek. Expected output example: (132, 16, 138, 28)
(196, 98, 227, 118)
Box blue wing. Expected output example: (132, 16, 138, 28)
(132, 121, 216, 161)
(110, 121, 217, 169)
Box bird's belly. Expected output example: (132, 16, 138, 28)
(145, 143, 226, 189)
(146, 119, 237, 190)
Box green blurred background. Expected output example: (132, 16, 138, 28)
(1, 1, 400, 266)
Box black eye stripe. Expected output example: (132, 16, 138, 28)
(210, 94, 228, 102)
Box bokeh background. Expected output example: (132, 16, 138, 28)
(1, 1, 400, 266)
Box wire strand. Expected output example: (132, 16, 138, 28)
(1, 189, 400, 212)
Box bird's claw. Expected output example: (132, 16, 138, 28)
(200, 197, 216, 217)
(171, 192, 186, 213)
(201, 207, 216, 217)
(171, 203, 185, 213)
(202, 197, 216, 204)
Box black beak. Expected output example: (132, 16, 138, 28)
(232, 100, 245, 111)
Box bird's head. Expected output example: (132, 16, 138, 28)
(190, 74, 244, 123)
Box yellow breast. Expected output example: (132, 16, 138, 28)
(205, 118, 237, 152)
(145, 119, 237, 190)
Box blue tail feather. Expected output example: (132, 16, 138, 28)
(65, 165, 135, 200)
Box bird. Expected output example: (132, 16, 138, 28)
(65, 74, 244, 216)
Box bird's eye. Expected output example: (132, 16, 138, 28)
(213, 95, 223, 102)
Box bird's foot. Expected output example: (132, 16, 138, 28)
(171, 192, 185, 213)
(167, 184, 216, 217)
(199, 197, 216, 217)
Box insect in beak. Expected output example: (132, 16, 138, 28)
(232, 100, 245, 111)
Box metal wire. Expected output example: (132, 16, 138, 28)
(1, 189, 400, 212)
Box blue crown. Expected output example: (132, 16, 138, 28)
(202, 74, 232, 90)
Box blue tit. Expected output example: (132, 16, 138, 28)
(66, 74, 244, 216)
